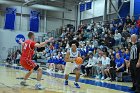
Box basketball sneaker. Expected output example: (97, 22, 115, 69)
(35, 83, 44, 90)
(20, 81, 28, 86)
(65, 80, 68, 85)
(74, 82, 80, 88)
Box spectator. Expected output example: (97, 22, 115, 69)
(131, 16, 136, 25)
(114, 30, 122, 45)
(130, 25, 139, 35)
(137, 16, 140, 29)
(125, 15, 132, 26)
(81, 53, 98, 77)
(15, 51, 21, 64)
(104, 54, 116, 81)
(115, 53, 125, 72)
(96, 53, 110, 80)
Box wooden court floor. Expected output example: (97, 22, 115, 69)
(0, 66, 131, 93)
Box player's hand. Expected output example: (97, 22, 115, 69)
(19, 39, 23, 44)
(116, 68, 119, 71)
(136, 62, 140, 68)
(45, 37, 54, 43)
(48, 37, 54, 42)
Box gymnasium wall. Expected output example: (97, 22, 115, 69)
(0, 29, 44, 59)
(80, 0, 118, 20)
(0, 5, 76, 32)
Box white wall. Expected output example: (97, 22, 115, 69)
(0, 29, 44, 59)
(0, 4, 76, 32)
(81, 0, 118, 21)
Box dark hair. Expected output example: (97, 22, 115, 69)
(69, 40, 79, 47)
(28, 32, 34, 39)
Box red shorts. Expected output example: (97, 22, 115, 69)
(20, 57, 37, 71)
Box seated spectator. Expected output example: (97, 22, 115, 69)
(125, 15, 132, 26)
(121, 29, 130, 43)
(131, 16, 136, 25)
(124, 48, 130, 73)
(130, 25, 139, 35)
(118, 23, 123, 33)
(104, 54, 116, 81)
(137, 16, 140, 29)
(96, 53, 110, 80)
(81, 53, 98, 77)
(115, 53, 125, 72)
(15, 51, 21, 64)
(114, 30, 122, 45)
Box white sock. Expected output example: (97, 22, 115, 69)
(74, 82, 77, 83)
(23, 80, 26, 83)
(36, 81, 41, 85)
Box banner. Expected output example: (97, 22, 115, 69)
(86, 2, 92, 10)
(30, 11, 40, 32)
(80, 4, 85, 12)
(4, 8, 16, 30)
(15, 34, 25, 44)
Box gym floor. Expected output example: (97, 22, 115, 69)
(0, 64, 133, 93)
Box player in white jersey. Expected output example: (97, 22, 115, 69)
(64, 40, 81, 88)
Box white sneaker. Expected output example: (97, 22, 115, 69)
(101, 76, 105, 80)
(96, 75, 100, 79)
(105, 77, 110, 81)
(35, 84, 44, 90)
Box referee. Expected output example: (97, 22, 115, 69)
(130, 34, 140, 93)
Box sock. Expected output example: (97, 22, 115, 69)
(36, 81, 41, 85)
(74, 81, 77, 83)
(23, 80, 26, 83)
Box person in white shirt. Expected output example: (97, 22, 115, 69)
(101, 53, 110, 80)
(96, 53, 110, 80)
(114, 30, 122, 45)
(81, 53, 98, 77)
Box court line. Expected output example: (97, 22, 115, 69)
(0, 64, 134, 93)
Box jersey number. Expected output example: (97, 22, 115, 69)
(23, 43, 27, 50)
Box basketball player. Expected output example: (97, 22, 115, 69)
(64, 40, 81, 88)
(19, 32, 53, 90)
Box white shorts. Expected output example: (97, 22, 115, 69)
(64, 62, 78, 75)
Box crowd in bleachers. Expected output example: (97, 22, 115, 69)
(41, 15, 140, 81)
(6, 15, 140, 82)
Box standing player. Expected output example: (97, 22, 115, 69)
(19, 32, 53, 90)
(64, 40, 81, 88)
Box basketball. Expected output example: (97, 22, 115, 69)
(75, 57, 83, 65)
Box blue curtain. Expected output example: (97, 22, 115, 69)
(4, 8, 16, 30)
(134, 0, 140, 19)
(30, 11, 40, 32)
(118, 0, 130, 18)
(80, 4, 85, 12)
(86, 2, 92, 10)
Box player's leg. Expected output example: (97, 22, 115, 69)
(34, 65, 44, 90)
(20, 69, 33, 86)
(64, 63, 71, 85)
(74, 68, 80, 88)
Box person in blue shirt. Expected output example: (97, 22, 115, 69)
(130, 25, 139, 35)
(114, 47, 122, 58)
(115, 53, 125, 72)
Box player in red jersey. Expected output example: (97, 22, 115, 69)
(19, 32, 53, 90)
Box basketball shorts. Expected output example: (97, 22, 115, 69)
(64, 62, 78, 75)
(20, 58, 39, 71)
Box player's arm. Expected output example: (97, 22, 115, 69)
(35, 37, 54, 48)
(19, 39, 25, 46)
(78, 52, 81, 57)
(65, 52, 75, 62)
(34, 42, 47, 48)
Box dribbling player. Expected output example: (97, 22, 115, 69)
(64, 40, 81, 88)
(19, 32, 53, 90)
